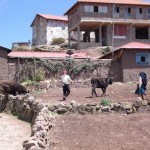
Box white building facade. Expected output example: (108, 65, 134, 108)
(31, 14, 68, 46)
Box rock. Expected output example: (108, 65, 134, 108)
(23, 140, 38, 149)
(57, 107, 68, 114)
(141, 100, 148, 106)
(111, 103, 121, 111)
(101, 106, 110, 113)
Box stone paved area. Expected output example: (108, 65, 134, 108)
(0, 113, 31, 150)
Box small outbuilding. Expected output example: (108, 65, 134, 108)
(101, 42, 150, 82)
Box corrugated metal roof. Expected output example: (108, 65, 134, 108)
(8, 51, 89, 59)
(119, 42, 150, 49)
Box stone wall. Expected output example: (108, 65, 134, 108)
(48, 99, 150, 115)
(47, 20, 68, 44)
(32, 15, 68, 46)
(0, 48, 9, 81)
(8, 58, 121, 82)
(32, 16, 47, 46)
(0, 94, 52, 150)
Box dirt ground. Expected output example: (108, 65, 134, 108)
(34, 81, 150, 104)
(0, 113, 31, 150)
(33, 82, 150, 150)
(50, 113, 150, 150)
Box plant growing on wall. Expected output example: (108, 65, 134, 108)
(100, 98, 111, 106)
(51, 37, 65, 45)
(16, 57, 112, 82)
(101, 46, 111, 55)
(34, 70, 45, 82)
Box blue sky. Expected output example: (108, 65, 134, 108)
(1, 0, 150, 49)
(0, 0, 77, 49)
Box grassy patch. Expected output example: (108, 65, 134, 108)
(100, 98, 111, 106)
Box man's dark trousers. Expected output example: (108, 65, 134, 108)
(63, 84, 70, 97)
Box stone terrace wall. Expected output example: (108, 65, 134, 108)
(8, 58, 121, 82)
(8, 58, 121, 81)
(48, 99, 150, 115)
(0, 93, 52, 150)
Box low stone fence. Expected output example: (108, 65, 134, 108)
(0, 93, 150, 150)
(48, 99, 150, 115)
(0, 93, 52, 150)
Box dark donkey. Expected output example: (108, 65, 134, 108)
(91, 77, 112, 97)
(0, 81, 29, 96)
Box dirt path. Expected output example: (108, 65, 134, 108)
(0, 113, 31, 150)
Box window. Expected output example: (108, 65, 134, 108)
(62, 24, 65, 30)
(114, 25, 127, 37)
(98, 6, 108, 13)
(115, 7, 119, 13)
(148, 8, 150, 19)
(12, 43, 19, 49)
(125, 7, 131, 17)
(139, 8, 142, 14)
(128, 8, 131, 13)
(94, 6, 98, 12)
(84, 5, 93, 12)
(136, 7, 143, 18)
(135, 26, 149, 39)
(114, 6, 120, 17)
(136, 53, 149, 65)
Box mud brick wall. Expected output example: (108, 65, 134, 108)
(0, 49, 9, 81)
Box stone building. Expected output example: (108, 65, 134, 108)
(64, 0, 150, 49)
(0, 46, 11, 81)
(31, 14, 68, 46)
(101, 42, 150, 82)
(12, 41, 31, 49)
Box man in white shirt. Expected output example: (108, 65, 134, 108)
(61, 69, 72, 100)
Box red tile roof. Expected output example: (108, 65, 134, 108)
(38, 14, 68, 21)
(31, 14, 68, 27)
(8, 51, 89, 59)
(78, 0, 150, 5)
(100, 42, 150, 59)
(119, 42, 150, 49)
(65, 0, 150, 15)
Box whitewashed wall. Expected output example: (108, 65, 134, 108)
(47, 20, 68, 44)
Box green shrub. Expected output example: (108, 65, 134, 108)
(35, 71, 45, 82)
(52, 38, 65, 45)
(21, 80, 38, 86)
(101, 47, 111, 55)
(13, 47, 31, 51)
(100, 98, 111, 106)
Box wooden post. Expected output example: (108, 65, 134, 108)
(17, 57, 20, 82)
(34, 58, 36, 79)
(68, 31, 71, 49)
